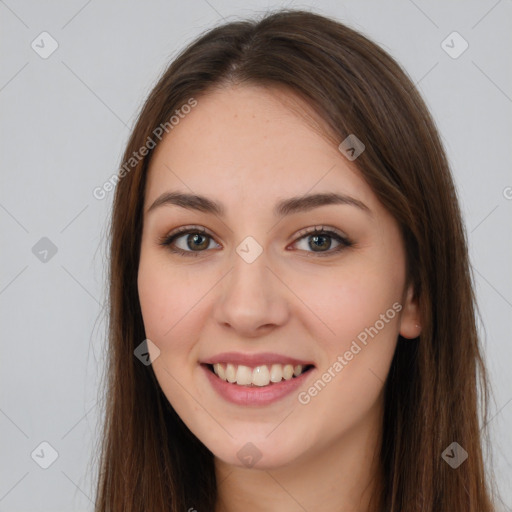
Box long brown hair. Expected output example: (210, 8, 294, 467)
(93, 9, 496, 511)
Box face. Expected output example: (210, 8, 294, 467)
(137, 84, 420, 470)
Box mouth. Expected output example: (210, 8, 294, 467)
(203, 362, 315, 387)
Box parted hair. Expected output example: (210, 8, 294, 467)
(94, 9, 496, 511)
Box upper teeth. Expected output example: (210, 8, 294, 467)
(212, 363, 305, 387)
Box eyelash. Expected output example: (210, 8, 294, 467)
(158, 225, 353, 258)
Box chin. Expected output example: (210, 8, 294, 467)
(199, 427, 307, 470)
(213, 444, 300, 470)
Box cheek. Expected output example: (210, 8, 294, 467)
(137, 251, 193, 343)
(296, 264, 403, 347)
(293, 273, 401, 443)
(137, 262, 172, 339)
(137, 255, 199, 404)
(137, 252, 217, 361)
(290, 260, 403, 414)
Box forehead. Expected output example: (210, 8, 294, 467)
(145, 85, 376, 213)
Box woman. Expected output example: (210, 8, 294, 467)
(94, 9, 496, 511)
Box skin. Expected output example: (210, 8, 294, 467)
(137, 84, 421, 512)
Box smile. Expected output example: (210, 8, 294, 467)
(200, 352, 316, 405)
(209, 362, 314, 387)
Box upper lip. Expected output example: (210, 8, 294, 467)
(200, 352, 315, 367)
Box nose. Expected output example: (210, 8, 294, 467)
(212, 246, 290, 338)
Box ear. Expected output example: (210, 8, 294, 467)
(399, 283, 421, 339)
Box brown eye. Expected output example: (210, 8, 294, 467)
(159, 227, 220, 257)
(184, 232, 210, 251)
(159, 225, 352, 258)
(292, 226, 352, 256)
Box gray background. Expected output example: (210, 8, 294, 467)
(1, 0, 511, 510)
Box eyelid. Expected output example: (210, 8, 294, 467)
(291, 225, 349, 243)
(288, 225, 353, 257)
(158, 224, 353, 257)
(164, 224, 212, 239)
(157, 224, 219, 255)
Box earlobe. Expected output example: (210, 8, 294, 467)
(399, 284, 422, 339)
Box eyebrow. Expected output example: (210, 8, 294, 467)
(146, 191, 372, 217)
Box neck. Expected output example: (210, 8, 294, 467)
(214, 401, 384, 512)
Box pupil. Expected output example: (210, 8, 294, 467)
(311, 234, 329, 251)
(188, 233, 208, 250)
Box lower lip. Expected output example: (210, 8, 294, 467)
(201, 364, 314, 406)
